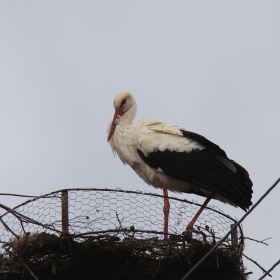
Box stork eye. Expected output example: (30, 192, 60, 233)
(121, 99, 127, 106)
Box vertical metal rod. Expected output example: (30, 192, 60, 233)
(61, 190, 69, 234)
(231, 223, 238, 249)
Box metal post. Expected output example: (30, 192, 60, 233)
(231, 223, 238, 249)
(61, 190, 69, 234)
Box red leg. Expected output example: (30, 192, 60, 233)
(186, 195, 212, 231)
(162, 185, 170, 240)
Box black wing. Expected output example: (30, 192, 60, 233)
(137, 130, 253, 211)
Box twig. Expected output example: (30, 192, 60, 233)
(0, 217, 19, 239)
(242, 253, 272, 277)
(152, 258, 161, 277)
(204, 226, 217, 245)
(0, 193, 38, 198)
(116, 212, 124, 230)
(115, 212, 135, 238)
(244, 236, 270, 246)
(261, 237, 272, 243)
(73, 228, 180, 238)
(19, 258, 39, 280)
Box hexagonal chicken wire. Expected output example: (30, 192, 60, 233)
(0, 188, 242, 251)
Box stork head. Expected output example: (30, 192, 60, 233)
(107, 91, 136, 141)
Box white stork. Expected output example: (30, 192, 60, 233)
(107, 91, 253, 239)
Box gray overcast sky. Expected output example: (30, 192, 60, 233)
(0, 2, 279, 278)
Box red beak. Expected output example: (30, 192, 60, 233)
(107, 108, 124, 141)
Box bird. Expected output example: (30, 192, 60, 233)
(107, 91, 253, 239)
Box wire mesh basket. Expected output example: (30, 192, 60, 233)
(0, 188, 243, 249)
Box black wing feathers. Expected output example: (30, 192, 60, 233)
(180, 130, 227, 157)
(137, 130, 253, 211)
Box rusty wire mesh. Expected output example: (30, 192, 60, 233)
(0, 188, 242, 250)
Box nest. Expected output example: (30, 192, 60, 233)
(0, 232, 247, 280)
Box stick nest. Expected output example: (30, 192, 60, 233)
(0, 232, 247, 280)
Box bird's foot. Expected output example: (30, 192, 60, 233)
(185, 223, 194, 231)
(182, 224, 195, 241)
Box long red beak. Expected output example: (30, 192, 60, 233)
(107, 108, 124, 141)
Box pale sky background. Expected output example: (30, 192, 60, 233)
(0, 2, 280, 279)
